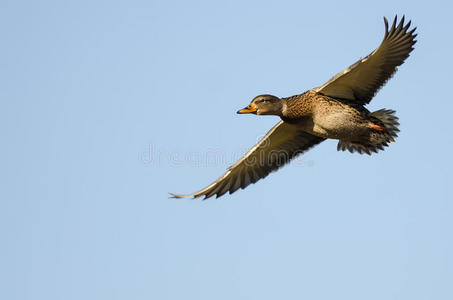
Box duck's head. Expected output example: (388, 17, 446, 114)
(237, 94, 284, 116)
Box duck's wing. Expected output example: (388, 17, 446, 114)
(170, 121, 325, 199)
(314, 16, 417, 105)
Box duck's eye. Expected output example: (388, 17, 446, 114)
(256, 98, 273, 104)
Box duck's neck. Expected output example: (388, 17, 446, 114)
(280, 92, 312, 122)
(280, 98, 301, 123)
(280, 98, 288, 117)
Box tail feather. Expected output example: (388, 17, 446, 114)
(337, 109, 399, 155)
(370, 109, 400, 138)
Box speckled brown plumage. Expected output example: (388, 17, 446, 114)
(280, 90, 399, 151)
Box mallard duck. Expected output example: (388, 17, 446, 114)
(171, 16, 416, 199)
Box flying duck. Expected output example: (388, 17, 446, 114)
(171, 16, 416, 199)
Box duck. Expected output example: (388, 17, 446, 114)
(171, 16, 416, 199)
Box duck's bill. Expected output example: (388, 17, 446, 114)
(237, 105, 257, 114)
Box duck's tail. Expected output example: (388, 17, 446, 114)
(337, 109, 400, 155)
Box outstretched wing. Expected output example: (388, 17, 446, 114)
(314, 16, 417, 105)
(170, 121, 325, 199)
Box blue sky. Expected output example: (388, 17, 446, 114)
(1, 0, 452, 299)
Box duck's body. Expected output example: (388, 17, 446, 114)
(171, 16, 416, 199)
(279, 90, 398, 153)
(282, 90, 373, 139)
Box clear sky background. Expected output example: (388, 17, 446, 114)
(1, 0, 452, 299)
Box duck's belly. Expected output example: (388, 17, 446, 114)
(295, 110, 370, 140)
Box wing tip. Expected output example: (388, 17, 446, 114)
(383, 16, 389, 36)
(382, 15, 417, 50)
(384, 15, 417, 33)
(169, 191, 217, 200)
(168, 192, 196, 199)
